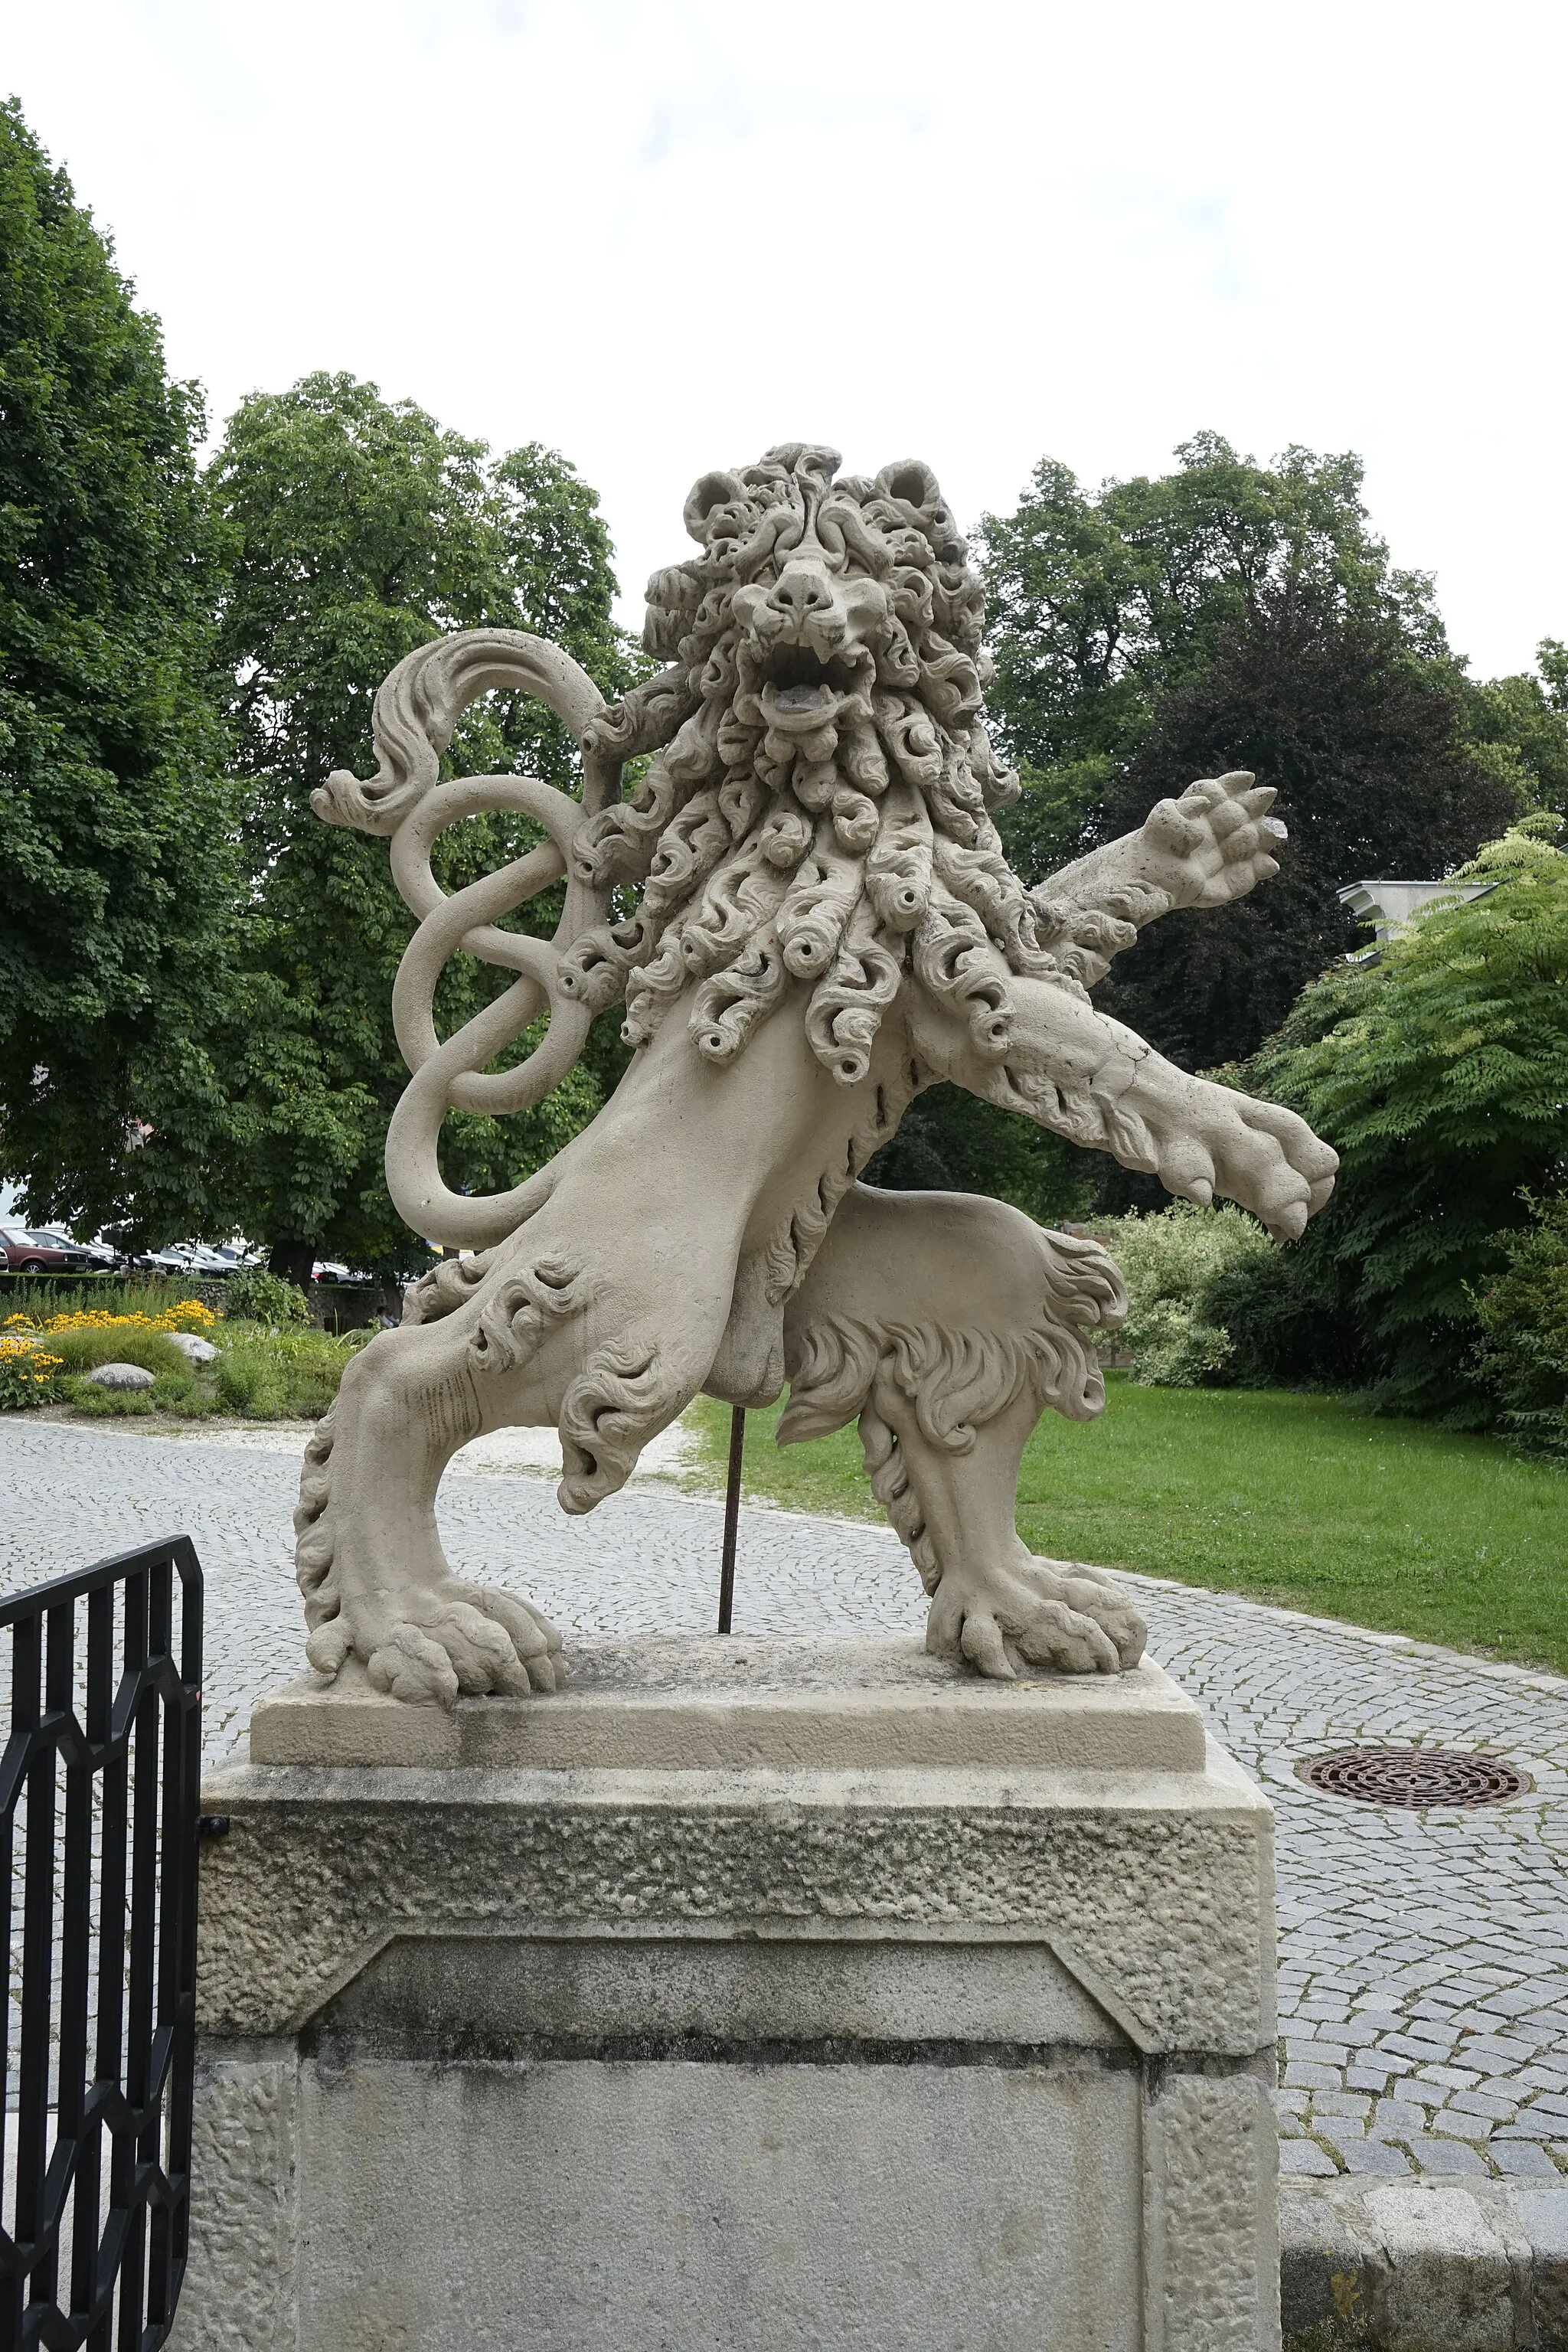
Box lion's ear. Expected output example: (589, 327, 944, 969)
(684, 470, 747, 546)
(874, 460, 944, 514)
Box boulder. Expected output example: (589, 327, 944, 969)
(168, 1332, 218, 1365)
(85, 1362, 156, 1392)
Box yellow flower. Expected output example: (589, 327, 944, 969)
(29, 1297, 221, 1336)
(1, 1337, 61, 1367)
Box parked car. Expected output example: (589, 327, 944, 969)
(31, 1229, 118, 1270)
(119, 1238, 240, 1277)
(1, 1225, 99, 1273)
(169, 1244, 233, 1276)
(126, 1246, 198, 1276)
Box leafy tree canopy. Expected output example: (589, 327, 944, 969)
(1092, 593, 1518, 1076)
(1462, 639, 1568, 817)
(978, 434, 1519, 1134)
(204, 372, 645, 1281)
(863, 1084, 1093, 1227)
(1471, 1191, 1568, 1462)
(979, 431, 1443, 876)
(0, 97, 234, 1237)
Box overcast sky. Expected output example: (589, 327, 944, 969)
(4, 0, 1563, 678)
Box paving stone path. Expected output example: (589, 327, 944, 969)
(3, 1414, 1565, 2189)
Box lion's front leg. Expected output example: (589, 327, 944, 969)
(782, 1185, 1147, 1681)
(294, 1209, 725, 1705)
(913, 973, 1337, 1239)
(294, 995, 848, 1704)
(295, 1198, 740, 1704)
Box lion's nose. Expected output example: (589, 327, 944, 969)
(768, 562, 837, 624)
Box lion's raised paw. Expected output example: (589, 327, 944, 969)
(1142, 772, 1288, 912)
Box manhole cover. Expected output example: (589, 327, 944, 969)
(1296, 1749, 1532, 1808)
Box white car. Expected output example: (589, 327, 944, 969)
(173, 1245, 234, 1276)
(128, 1246, 197, 1276)
(208, 1244, 262, 1273)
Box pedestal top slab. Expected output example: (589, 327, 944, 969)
(249, 1635, 1208, 1773)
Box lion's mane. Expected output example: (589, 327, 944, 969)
(554, 443, 1076, 1086)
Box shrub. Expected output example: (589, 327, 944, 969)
(0, 1290, 361, 1418)
(213, 1328, 363, 1419)
(0, 1276, 220, 1324)
(223, 1268, 312, 1328)
(65, 1368, 207, 1418)
(1094, 1204, 1278, 1386)
(26, 1325, 194, 1380)
(0, 1299, 230, 1413)
(1194, 1240, 1371, 1393)
(1240, 825, 1568, 1421)
(1471, 1196, 1568, 1462)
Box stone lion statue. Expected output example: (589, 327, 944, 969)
(294, 443, 1336, 1705)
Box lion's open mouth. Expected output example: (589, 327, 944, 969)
(760, 642, 862, 696)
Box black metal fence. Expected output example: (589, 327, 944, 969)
(0, 1538, 202, 2351)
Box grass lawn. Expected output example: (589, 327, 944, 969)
(685, 1377, 1568, 1674)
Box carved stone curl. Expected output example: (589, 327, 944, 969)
(292, 444, 1337, 1706)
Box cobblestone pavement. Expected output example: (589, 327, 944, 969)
(4, 1415, 1566, 2187)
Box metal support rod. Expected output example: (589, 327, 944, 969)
(717, 1405, 745, 1633)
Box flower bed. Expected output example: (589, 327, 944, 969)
(0, 1298, 364, 1419)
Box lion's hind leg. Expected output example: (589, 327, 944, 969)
(781, 1186, 1147, 1680)
(296, 1165, 744, 1705)
(295, 1250, 569, 1706)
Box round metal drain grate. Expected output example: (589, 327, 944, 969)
(1297, 1748, 1532, 1808)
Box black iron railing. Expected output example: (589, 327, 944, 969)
(0, 1537, 202, 2351)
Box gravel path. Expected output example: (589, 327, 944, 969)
(3, 1413, 1565, 2188)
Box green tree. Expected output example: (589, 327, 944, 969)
(0, 99, 235, 1239)
(1462, 639, 1568, 818)
(979, 431, 1440, 877)
(978, 436, 1515, 1224)
(1236, 825, 1568, 1421)
(1093, 593, 1517, 1077)
(207, 373, 643, 1283)
(1471, 1193, 1568, 1462)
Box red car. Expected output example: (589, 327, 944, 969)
(0, 1225, 98, 1273)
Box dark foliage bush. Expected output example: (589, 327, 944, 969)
(1471, 1197, 1568, 1462)
(1194, 1236, 1372, 1393)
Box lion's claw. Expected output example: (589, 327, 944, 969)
(929, 1553, 1147, 1681)
(1047, 1562, 1149, 1668)
(320, 1579, 564, 1707)
(475, 1587, 564, 1691)
(305, 1619, 354, 1678)
(1137, 1074, 1338, 1238)
(367, 1622, 466, 1707)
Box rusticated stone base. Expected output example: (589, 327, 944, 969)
(173, 1638, 1280, 2352)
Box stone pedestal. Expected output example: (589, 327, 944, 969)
(175, 1638, 1279, 2352)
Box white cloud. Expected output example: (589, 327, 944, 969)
(4, 0, 1563, 673)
